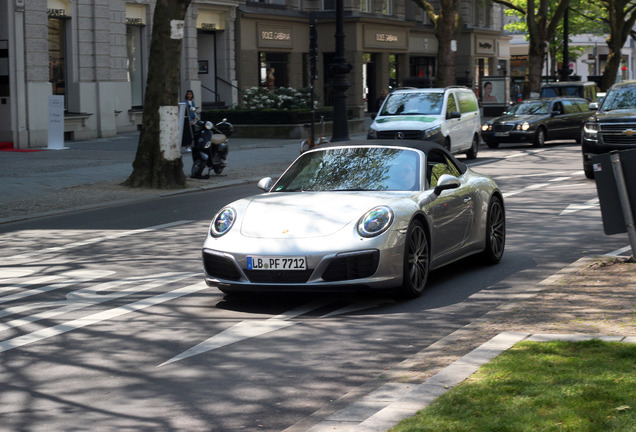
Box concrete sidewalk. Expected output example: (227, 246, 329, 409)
(0, 132, 308, 210)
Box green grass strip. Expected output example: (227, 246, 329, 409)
(391, 340, 636, 432)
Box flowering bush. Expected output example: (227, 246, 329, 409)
(241, 86, 312, 110)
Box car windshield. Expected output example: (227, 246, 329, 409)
(600, 86, 636, 112)
(508, 101, 550, 115)
(379, 92, 444, 116)
(273, 147, 421, 192)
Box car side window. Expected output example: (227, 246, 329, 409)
(456, 91, 478, 113)
(427, 150, 461, 189)
(562, 100, 578, 114)
(552, 102, 563, 115)
(446, 93, 458, 117)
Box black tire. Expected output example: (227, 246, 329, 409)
(397, 220, 430, 298)
(485, 139, 499, 149)
(481, 196, 506, 264)
(191, 159, 204, 178)
(583, 161, 594, 179)
(533, 127, 546, 147)
(575, 127, 583, 144)
(466, 134, 479, 159)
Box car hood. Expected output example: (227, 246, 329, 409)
(492, 114, 545, 123)
(372, 115, 441, 130)
(239, 192, 405, 239)
(593, 110, 636, 122)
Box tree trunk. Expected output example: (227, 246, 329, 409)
(524, 37, 546, 97)
(435, 0, 458, 87)
(600, 0, 636, 91)
(124, 0, 191, 189)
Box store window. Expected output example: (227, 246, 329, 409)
(259, 52, 289, 89)
(410, 57, 435, 81)
(389, 54, 399, 88)
(48, 17, 67, 102)
(0, 41, 8, 97)
(127, 25, 144, 108)
(382, 0, 393, 15)
(361, 0, 372, 12)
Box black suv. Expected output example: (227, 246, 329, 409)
(581, 80, 636, 178)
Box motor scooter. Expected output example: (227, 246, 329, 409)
(191, 118, 233, 179)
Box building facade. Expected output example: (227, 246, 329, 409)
(1, 0, 509, 148)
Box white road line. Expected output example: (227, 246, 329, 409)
(159, 298, 395, 367)
(503, 182, 550, 198)
(158, 300, 329, 367)
(0, 280, 209, 354)
(0, 270, 115, 305)
(494, 171, 569, 180)
(4, 220, 194, 261)
(502, 149, 548, 159)
(560, 198, 599, 215)
(605, 245, 632, 256)
(0, 272, 196, 330)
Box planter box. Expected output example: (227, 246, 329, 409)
(202, 108, 368, 139)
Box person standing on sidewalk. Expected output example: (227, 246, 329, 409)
(181, 90, 197, 151)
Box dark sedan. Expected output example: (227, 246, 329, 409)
(481, 97, 592, 148)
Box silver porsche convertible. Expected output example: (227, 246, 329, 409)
(202, 140, 505, 298)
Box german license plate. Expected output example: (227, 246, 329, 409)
(247, 256, 307, 270)
(494, 132, 509, 137)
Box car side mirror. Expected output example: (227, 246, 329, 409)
(448, 111, 461, 119)
(589, 102, 599, 111)
(433, 174, 460, 196)
(371, 113, 377, 119)
(258, 177, 273, 191)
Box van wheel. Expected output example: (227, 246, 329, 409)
(465, 134, 479, 159)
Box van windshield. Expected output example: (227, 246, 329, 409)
(380, 92, 444, 116)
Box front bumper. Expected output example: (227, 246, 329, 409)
(201, 228, 407, 293)
(481, 129, 535, 143)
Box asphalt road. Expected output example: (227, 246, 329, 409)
(0, 141, 629, 431)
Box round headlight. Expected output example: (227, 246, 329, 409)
(210, 207, 236, 237)
(357, 206, 393, 238)
(521, 122, 530, 131)
(481, 124, 491, 132)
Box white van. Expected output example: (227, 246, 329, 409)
(367, 86, 482, 159)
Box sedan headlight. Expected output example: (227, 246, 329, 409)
(210, 207, 236, 237)
(481, 123, 492, 132)
(357, 206, 393, 238)
(520, 122, 530, 131)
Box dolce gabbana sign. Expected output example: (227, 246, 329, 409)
(257, 24, 293, 48)
(364, 26, 408, 50)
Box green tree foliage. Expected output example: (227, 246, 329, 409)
(505, 0, 608, 78)
(493, 0, 570, 96)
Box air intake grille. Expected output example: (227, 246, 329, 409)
(322, 251, 380, 282)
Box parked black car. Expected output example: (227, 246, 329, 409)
(481, 97, 592, 148)
(581, 80, 636, 179)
